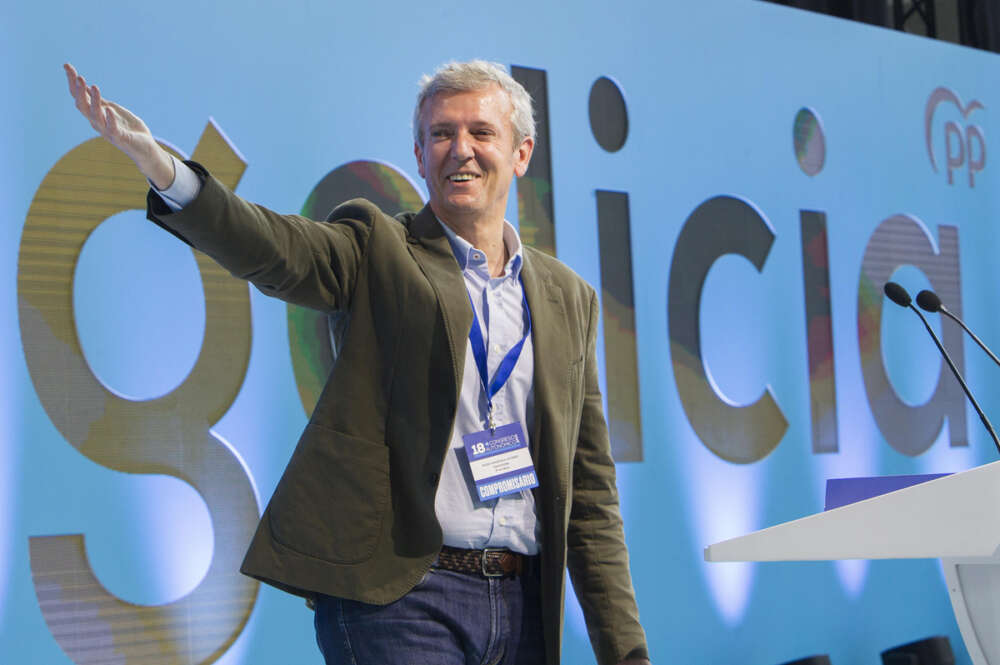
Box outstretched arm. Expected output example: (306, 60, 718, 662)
(63, 63, 174, 189)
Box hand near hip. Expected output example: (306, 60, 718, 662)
(63, 63, 175, 190)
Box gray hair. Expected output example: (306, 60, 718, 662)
(412, 60, 535, 148)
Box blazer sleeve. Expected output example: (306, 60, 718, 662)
(566, 288, 650, 665)
(146, 161, 376, 313)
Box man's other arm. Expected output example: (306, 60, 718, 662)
(567, 288, 651, 665)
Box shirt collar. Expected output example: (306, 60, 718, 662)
(436, 217, 524, 279)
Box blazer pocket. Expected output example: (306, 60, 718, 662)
(267, 423, 390, 564)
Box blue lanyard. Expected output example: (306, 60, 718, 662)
(467, 276, 532, 433)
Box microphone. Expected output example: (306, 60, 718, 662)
(916, 289, 1000, 369)
(883, 281, 1000, 456)
(884, 281, 912, 308)
(915, 289, 942, 312)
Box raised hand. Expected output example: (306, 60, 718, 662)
(63, 63, 175, 189)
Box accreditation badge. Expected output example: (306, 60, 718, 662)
(462, 422, 539, 501)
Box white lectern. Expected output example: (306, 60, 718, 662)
(704, 460, 1000, 665)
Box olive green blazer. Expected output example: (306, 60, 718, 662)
(147, 162, 648, 665)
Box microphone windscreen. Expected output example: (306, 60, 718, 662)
(883, 281, 912, 307)
(916, 290, 942, 313)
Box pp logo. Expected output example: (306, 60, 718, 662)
(925, 87, 986, 187)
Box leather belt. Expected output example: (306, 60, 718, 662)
(436, 545, 533, 578)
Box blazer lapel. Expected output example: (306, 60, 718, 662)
(405, 206, 474, 394)
(521, 249, 570, 470)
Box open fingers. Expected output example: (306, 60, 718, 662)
(68, 72, 92, 116)
(89, 84, 101, 120)
(68, 66, 87, 102)
(88, 84, 114, 136)
(64, 65, 106, 133)
(64, 63, 88, 102)
(63, 63, 79, 98)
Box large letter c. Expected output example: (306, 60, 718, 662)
(668, 195, 788, 464)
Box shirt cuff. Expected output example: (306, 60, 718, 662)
(150, 155, 201, 211)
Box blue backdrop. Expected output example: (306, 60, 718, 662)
(4, 1, 1000, 663)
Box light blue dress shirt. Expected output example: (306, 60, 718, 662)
(155, 159, 540, 554)
(434, 221, 539, 555)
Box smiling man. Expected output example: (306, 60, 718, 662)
(65, 59, 649, 665)
(414, 76, 533, 278)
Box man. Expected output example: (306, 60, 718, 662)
(65, 60, 650, 665)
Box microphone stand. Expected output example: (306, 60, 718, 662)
(885, 281, 1000, 457)
(938, 306, 1000, 369)
(908, 302, 1000, 457)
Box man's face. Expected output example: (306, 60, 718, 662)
(414, 84, 534, 227)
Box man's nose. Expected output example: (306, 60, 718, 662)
(450, 131, 474, 160)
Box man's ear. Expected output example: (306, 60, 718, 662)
(513, 136, 535, 178)
(414, 141, 426, 179)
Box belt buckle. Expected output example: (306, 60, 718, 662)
(481, 548, 506, 577)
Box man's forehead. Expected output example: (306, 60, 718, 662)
(424, 84, 510, 116)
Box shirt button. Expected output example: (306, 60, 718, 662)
(499, 517, 508, 526)
(492, 343, 502, 353)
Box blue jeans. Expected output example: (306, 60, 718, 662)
(313, 564, 546, 665)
